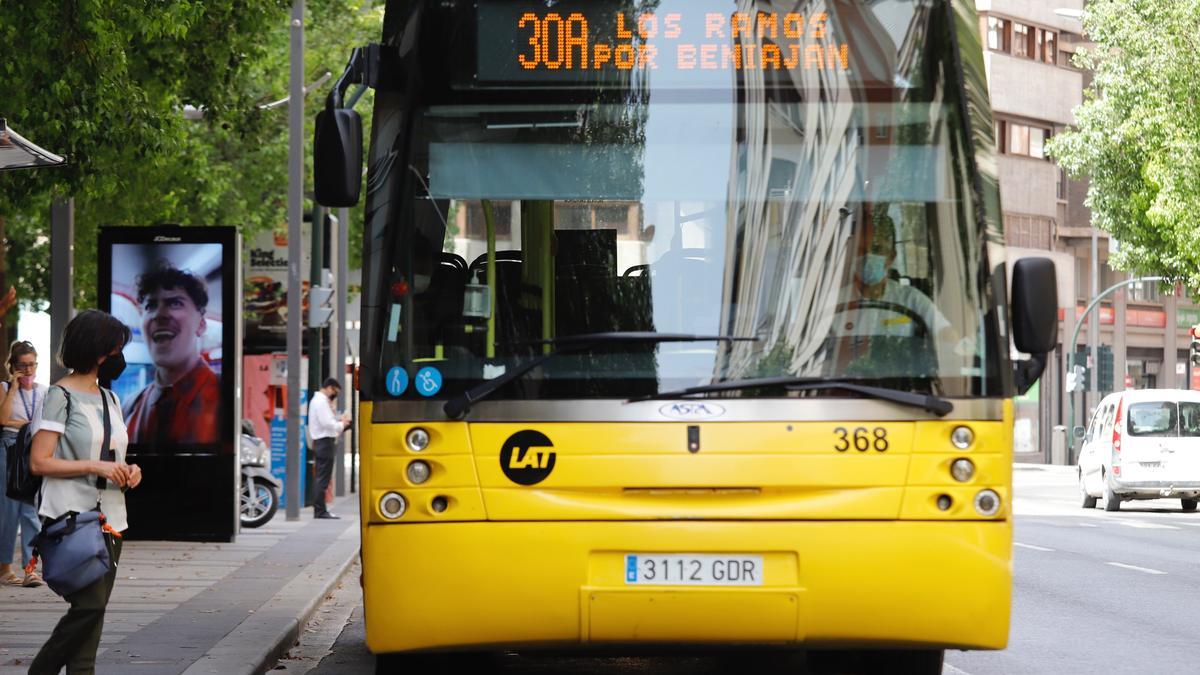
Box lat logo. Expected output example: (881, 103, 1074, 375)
(500, 430, 556, 485)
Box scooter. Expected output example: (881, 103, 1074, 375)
(240, 419, 282, 528)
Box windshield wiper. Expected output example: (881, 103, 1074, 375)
(442, 332, 757, 419)
(629, 376, 954, 417)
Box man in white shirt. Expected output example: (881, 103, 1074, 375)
(309, 377, 350, 519)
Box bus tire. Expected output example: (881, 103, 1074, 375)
(376, 652, 494, 674)
(808, 648, 944, 674)
(863, 649, 943, 674)
(1182, 498, 1198, 512)
(1103, 483, 1121, 512)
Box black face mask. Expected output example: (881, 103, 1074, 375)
(98, 352, 127, 382)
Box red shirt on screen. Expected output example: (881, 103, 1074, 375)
(124, 360, 221, 446)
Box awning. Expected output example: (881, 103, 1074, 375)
(0, 118, 66, 171)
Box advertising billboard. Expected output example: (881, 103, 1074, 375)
(245, 226, 311, 352)
(99, 226, 240, 542)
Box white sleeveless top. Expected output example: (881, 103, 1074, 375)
(2, 381, 48, 434)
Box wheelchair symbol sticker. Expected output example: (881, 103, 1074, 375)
(385, 367, 408, 397)
(415, 367, 443, 397)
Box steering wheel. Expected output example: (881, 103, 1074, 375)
(833, 299, 931, 339)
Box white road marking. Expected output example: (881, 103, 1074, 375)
(1106, 562, 1166, 575)
(1118, 521, 1179, 530)
(1077, 523, 1099, 527)
(1174, 521, 1200, 528)
(1014, 542, 1054, 552)
(944, 664, 972, 675)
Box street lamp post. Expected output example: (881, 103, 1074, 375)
(1089, 229, 1099, 410)
(286, 0, 305, 521)
(1066, 276, 1166, 461)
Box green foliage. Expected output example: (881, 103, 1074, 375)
(1047, 0, 1200, 295)
(0, 0, 381, 311)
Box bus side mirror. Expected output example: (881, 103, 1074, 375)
(1010, 257, 1058, 394)
(314, 107, 363, 207)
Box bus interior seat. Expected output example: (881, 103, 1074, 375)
(554, 230, 619, 336)
(465, 252, 543, 354)
(469, 250, 522, 272)
(414, 252, 469, 349)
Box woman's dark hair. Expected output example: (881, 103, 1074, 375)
(59, 310, 132, 373)
(6, 340, 37, 377)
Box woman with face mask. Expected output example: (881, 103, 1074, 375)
(0, 340, 48, 587)
(28, 310, 142, 675)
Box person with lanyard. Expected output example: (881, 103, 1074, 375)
(0, 340, 47, 587)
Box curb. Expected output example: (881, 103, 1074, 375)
(181, 509, 360, 675)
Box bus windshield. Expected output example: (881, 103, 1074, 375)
(372, 0, 1000, 402)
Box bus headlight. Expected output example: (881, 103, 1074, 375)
(974, 489, 1001, 516)
(950, 458, 975, 482)
(407, 460, 431, 485)
(380, 492, 407, 519)
(406, 427, 430, 452)
(951, 426, 974, 449)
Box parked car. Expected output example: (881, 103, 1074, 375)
(1077, 389, 1200, 512)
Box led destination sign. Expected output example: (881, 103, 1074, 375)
(477, 2, 852, 83)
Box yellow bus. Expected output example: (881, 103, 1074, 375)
(315, 0, 1058, 671)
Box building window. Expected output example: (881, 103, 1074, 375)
(996, 119, 1052, 159)
(1029, 127, 1046, 159)
(986, 16, 1057, 64)
(1041, 29, 1058, 64)
(987, 17, 1010, 52)
(1003, 213, 1053, 250)
(1056, 167, 1067, 200)
(1129, 280, 1161, 303)
(1075, 256, 1089, 300)
(1008, 123, 1029, 156)
(1012, 23, 1032, 59)
(1103, 264, 1124, 291)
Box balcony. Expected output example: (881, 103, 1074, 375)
(984, 52, 1083, 126)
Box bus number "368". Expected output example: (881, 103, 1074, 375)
(833, 427, 888, 452)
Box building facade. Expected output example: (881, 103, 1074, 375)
(976, 0, 1200, 462)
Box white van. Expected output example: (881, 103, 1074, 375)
(1077, 389, 1200, 512)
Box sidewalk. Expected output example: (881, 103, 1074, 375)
(0, 494, 360, 675)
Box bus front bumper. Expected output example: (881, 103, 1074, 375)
(362, 520, 1011, 654)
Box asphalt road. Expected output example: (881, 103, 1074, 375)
(282, 465, 1200, 674)
(952, 465, 1200, 674)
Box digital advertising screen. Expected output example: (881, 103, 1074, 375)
(99, 226, 241, 542)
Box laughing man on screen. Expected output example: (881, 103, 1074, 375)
(124, 263, 221, 446)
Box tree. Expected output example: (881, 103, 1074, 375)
(1047, 0, 1200, 293)
(0, 1, 380, 329)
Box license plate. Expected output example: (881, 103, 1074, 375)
(624, 554, 764, 586)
